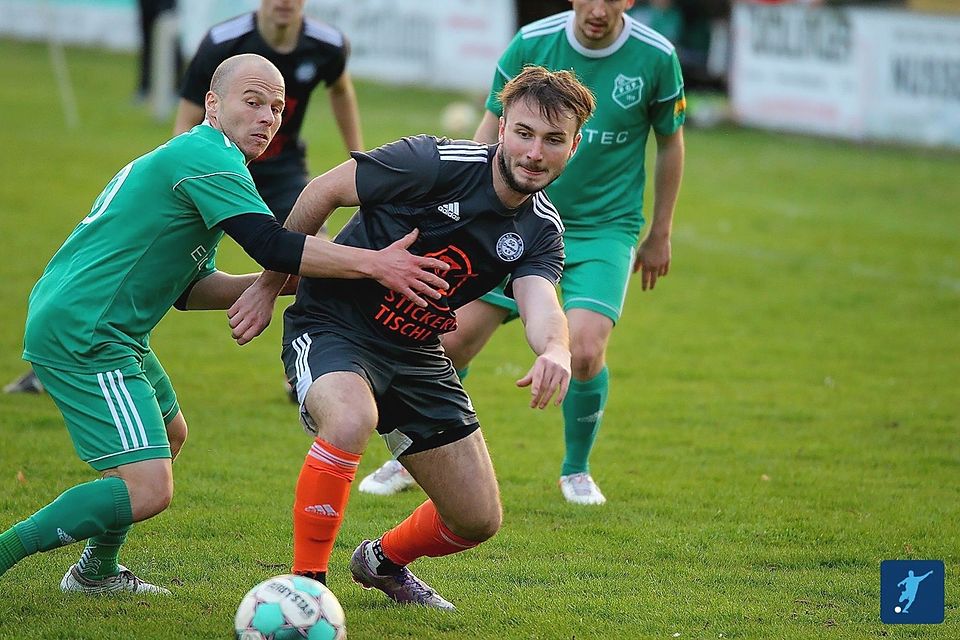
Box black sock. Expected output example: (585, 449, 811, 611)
(295, 570, 326, 585)
(371, 539, 403, 576)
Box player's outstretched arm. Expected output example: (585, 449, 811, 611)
(513, 275, 571, 409)
(635, 127, 684, 290)
(277, 159, 450, 299)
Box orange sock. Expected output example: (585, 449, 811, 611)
(292, 438, 360, 574)
(380, 500, 480, 567)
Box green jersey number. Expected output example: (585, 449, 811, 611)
(82, 161, 134, 225)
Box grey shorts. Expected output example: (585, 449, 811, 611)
(281, 329, 479, 456)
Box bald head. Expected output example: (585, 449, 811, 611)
(210, 53, 284, 99)
(204, 53, 286, 161)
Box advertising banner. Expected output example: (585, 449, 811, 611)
(731, 2, 960, 147)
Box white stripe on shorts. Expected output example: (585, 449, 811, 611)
(292, 333, 313, 405)
(97, 372, 130, 451)
(115, 370, 149, 447)
(105, 370, 140, 448)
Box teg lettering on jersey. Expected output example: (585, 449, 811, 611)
(580, 129, 631, 145)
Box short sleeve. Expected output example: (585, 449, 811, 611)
(505, 231, 565, 296)
(351, 135, 440, 205)
(649, 50, 686, 135)
(323, 34, 349, 86)
(174, 167, 273, 229)
(484, 32, 526, 117)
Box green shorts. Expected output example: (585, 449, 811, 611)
(480, 236, 635, 324)
(31, 351, 179, 471)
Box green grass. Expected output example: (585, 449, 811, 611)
(1, 38, 958, 639)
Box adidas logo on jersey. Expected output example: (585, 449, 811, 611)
(437, 202, 460, 221)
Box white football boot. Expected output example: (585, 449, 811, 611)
(60, 563, 171, 595)
(559, 473, 607, 505)
(358, 460, 417, 496)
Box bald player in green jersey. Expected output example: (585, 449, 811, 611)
(0, 53, 448, 594)
(360, 0, 685, 505)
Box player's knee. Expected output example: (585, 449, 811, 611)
(119, 463, 174, 521)
(151, 480, 174, 516)
(570, 341, 606, 380)
(448, 503, 502, 542)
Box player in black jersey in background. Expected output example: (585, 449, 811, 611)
(227, 66, 596, 610)
(174, 0, 363, 223)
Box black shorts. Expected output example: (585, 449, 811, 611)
(281, 329, 479, 456)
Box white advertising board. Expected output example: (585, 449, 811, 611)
(857, 10, 960, 147)
(731, 2, 960, 147)
(731, 3, 864, 138)
(0, 0, 513, 92)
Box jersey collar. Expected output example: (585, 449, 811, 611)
(196, 122, 247, 162)
(564, 11, 633, 58)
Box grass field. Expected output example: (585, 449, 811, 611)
(0, 38, 958, 639)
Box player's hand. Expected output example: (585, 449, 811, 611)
(516, 346, 571, 409)
(634, 233, 671, 290)
(371, 229, 450, 307)
(227, 276, 282, 345)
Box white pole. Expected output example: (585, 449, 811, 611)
(42, 0, 80, 130)
(150, 9, 179, 122)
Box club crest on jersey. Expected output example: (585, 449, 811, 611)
(496, 232, 524, 262)
(612, 74, 643, 110)
(295, 61, 317, 83)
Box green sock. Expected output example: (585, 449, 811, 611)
(2, 477, 132, 577)
(0, 528, 28, 576)
(456, 366, 470, 381)
(75, 525, 131, 579)
(561, 367, 609, 476)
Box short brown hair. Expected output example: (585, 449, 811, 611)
(498, 65, 596, 131)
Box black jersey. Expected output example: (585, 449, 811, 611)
(180, 12, 348, 170)
(284, 135, 565, 347)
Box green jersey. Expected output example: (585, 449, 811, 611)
(486, 11, 685, 242)
(24, 124, 273, 372)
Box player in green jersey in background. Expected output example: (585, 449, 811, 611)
(360, 0, 685, 505)
(0, 53, 448, 594)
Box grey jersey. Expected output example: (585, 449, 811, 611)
(284, 135, 564, 347)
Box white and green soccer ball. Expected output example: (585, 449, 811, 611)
(235, 574, 346, 640)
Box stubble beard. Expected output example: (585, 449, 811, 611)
(497, 148, 544, 196)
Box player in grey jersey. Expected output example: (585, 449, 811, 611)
(227, 66, 596, 609)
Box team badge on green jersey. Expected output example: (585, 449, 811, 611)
(612, 74, 643, 110)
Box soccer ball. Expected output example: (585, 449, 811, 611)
(235, 574, 346, 640)
(440, 101, 479, 136)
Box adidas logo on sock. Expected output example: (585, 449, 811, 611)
(576, 410, 604, 424)
(57, 528, 77, 545)
(304, 504, 339, 517)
